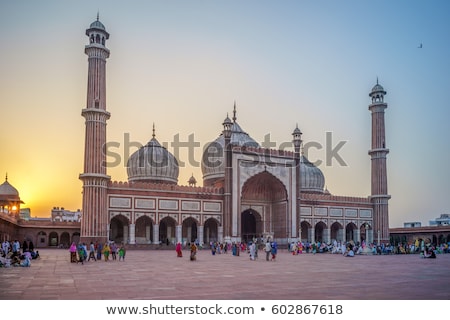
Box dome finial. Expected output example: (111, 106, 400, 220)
(376, 76, 379, 85)
(97, 11, 100, 21)
(152, 123, 156, 139)
(5, 172, 7, 182)
(232, 101, 237, 122)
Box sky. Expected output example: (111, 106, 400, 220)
(0, 0, 449, 227)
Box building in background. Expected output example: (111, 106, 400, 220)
(430, 214, 450, 226)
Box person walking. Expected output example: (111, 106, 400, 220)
(96, 242, 103, 260)
(271, 241, 278, 261)
(265, 240, 272, 261)
(88, 242, 96, 261)
(110, 242, 117, 260)
(103, 243, 111, 261)
(118, 244, 126, 261)
(69, 242, 77, 263)
(176, 242, 183, 257)
(249, 241, 256, 261)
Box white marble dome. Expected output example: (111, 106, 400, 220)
(127, 137, 179, 184)
(300, 155, 325, 193)
(201, 121, 260, 183)
(0, 178, 19, 198)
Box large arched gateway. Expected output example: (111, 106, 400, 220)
(240, 171, 288, 242)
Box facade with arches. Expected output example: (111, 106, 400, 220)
(79, 17, 390, 247)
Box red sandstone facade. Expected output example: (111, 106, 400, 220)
(76, 18, 390, 247)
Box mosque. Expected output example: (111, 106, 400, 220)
(78, 16, 391, 247)
(0, 16, 392, 247)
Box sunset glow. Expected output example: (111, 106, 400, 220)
(0, 0, 449, 226)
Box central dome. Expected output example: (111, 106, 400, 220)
(202, 120, 260, 185)
(127, 136, 179, 184)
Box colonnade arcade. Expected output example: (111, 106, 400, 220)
(109, 214, 219, 245)
(299, 220, 373, 244)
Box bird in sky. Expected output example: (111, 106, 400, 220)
(418, 43, 423, 48)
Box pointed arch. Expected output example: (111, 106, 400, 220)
(241, 171, 287, 201)
(135, 215, 154, 244)
(241, 171, 289, 241)
(182, 217, 198, 244)
(110, 214, 130, 244)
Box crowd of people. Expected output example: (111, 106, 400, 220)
(69, 241, 126, 264)
(174, 237, 448, 261)
(174, 239, 280, 262)
(0, 239, 39, 268)
(287, 239, 448, 258)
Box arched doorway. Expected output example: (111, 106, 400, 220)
(159, 217, 176, 245)
(300, 221, 311, 242)
(71, 232, 80, 244)
(314, 221, 326, 242)
(241, 171, 288, 241)
(182, 217, 198, 244)
(37, 231, 47, 248)
(135, 216, 153, 244)
(49, 232, 59, 247)
(241, 209, 262, 244)
(60, 232, 70, 248)
(330, 222, 343, 243)
(110, 215, 129, 244)
(345, 223, 357, 242)
(360, 223, 371, 243)
(204, 218, 219, 245)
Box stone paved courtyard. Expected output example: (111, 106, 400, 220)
(1, 248, 449, 300)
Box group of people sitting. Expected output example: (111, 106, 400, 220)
(0, 239, 39, 268)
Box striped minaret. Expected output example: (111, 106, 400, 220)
(79, 15, 111, 244)
(368, 80, 391, 243)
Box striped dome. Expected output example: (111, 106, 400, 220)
(127, 137, 179, 184)
(300, 156, 325, 193)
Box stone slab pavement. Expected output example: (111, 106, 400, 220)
(1, 248, 449, 300)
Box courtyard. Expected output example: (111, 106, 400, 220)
(1, 248, 449, 300)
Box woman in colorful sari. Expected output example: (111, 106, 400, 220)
(69, 242, 77, 263)
(103, 243, 111, 261)
(176, 242, 183, 257)
(190, 243, 197, 261)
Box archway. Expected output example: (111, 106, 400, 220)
(49, 232, 59, 247)
(241, 209, 262, 244)
(300, 221, 311, 242)
(241, 171, 288, 241)
(360, 223, 371, 243)
(159, 217, 176, 245)
(330, 222, 343, 243)
(204, 218, 219, 245)
(314, 221, 326, 242)
(37, 231, 47, 248)
(135, 216, 153, 244)
(345, 222, 357, 242)
(182, 217, 198, 244)
(110, 215, 129, 244)
(60, 232, 70, 248)
(71, 232, 80, 244)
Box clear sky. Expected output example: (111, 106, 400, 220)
(0, 0, 449, 227)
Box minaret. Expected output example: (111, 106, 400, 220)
(222, 113, 233, 243)
(292, 125, 302, 241)
(79, 15, 111, 244)
(368, 80, 391, 243)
